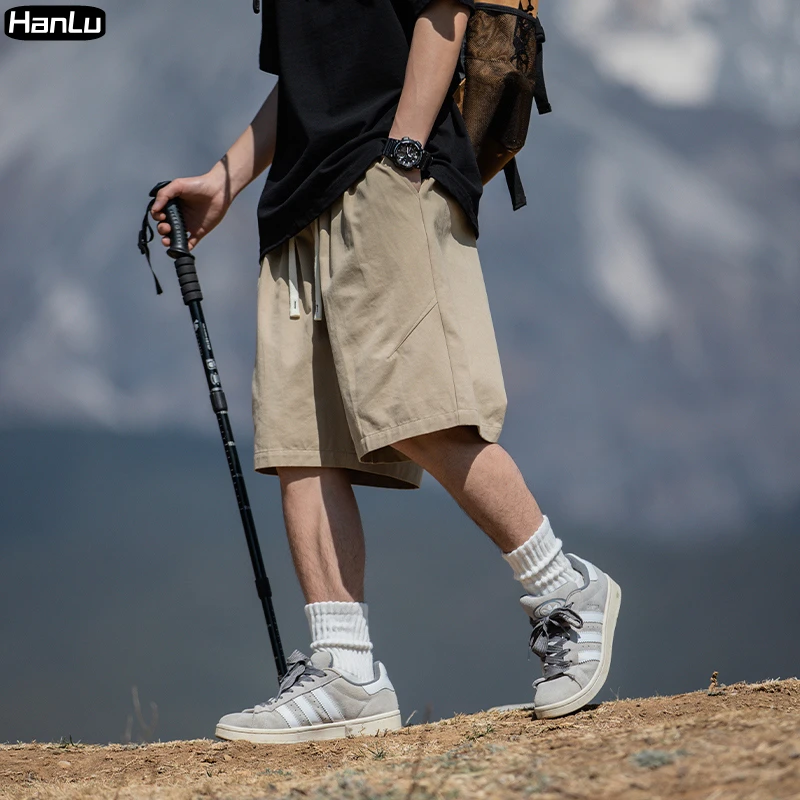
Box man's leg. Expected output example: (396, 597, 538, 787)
(393, 426, 582, 592)
(393, 425, 542, 553)
(393, 426, 621, 719)
(276, 466, 377, 683)
(277, 467, 365, 604)
(216, 465, 402, 742)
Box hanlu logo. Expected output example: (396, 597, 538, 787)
(5, 5, 105, 41)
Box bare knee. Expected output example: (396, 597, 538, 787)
(277, 466, 322, 485)
(276, 466, 353, 497)
(394, 425, 483, 459)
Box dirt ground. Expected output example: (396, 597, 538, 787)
(2, 678, 799, 800)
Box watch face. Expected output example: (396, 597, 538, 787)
(394, 138, 423, 169)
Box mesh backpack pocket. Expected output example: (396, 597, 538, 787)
(455, 1, 551, 209)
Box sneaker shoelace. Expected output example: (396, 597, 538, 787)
(255, 650, 325, 710)
(529, 605, 584, 682)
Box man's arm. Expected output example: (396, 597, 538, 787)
(210, 81, 280, 202)
(389, 0, 470, 149)
(151, 83, 279, 250)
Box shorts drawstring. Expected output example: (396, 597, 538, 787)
(288, 217, 325, 322)
(288, 237, 301, 319)
(313, 216, 323, 321)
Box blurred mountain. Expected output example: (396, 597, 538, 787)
(556, 0, 800, 122)
(0, 1, 798, 536)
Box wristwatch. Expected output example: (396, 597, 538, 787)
(383, 137, 432, 171)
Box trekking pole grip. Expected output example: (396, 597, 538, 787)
(149, 181, 203, 305)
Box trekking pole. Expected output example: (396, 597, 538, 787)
(138, 180, 287, 683)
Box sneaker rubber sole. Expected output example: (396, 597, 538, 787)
(215, 709, 402, 743)
(533, 577, 622, 720)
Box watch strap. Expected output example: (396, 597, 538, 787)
(383, 138, 397, 158)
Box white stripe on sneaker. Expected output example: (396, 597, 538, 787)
(581, 611, 605, 624)
(293, 694, 324, 725)
(275, 702, 303, 728)
(305, 692, 332, 723)
(578, 649, 602, 663)
(312, 688, 345, 722)
(577, 631, 603, 644)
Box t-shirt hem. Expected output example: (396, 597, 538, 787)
(257, 140, 385, 261)
(427, 164, 481, 242)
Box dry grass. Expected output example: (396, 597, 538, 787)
(2, 679, 799, 800)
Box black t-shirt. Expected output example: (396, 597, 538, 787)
(255, 0, 482, 260)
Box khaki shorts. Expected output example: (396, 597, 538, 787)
(252, 156, 507, 490)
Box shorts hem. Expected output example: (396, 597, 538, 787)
(356, 411, 503, 461)
(254, 448, 423, 491)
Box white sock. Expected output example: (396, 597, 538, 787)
(304, 601, 375, 683)
(502, 516, 582, 596)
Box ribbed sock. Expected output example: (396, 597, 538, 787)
(304, 601, 375, 683)
(502, 516, 583, 596)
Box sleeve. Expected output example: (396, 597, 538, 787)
(258, 0, 280, 75)
(409, 0, 474, 16)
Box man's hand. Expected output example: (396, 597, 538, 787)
(150, 163, 233, 252)
(389, 0, 470, 191)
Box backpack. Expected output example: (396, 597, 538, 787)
(454, 0, 552, 210)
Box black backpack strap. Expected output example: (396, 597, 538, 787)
(532, 16, 552, 115)
(504, 158, 527, 211)
(505, 12, 549, 209)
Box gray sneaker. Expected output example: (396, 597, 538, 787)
(520, 554, 621, 719)
(215, 650, 402, 743)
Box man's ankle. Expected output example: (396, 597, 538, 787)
(502, 516, 583, 596)
(305, 601, 375, 682)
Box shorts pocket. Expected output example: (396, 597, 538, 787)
(388, 297, 438, 359)
(377, 156, 425, 196)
